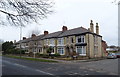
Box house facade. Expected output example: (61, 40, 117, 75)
(14, 20, 106, 58)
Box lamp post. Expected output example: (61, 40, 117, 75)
(20, 26, 22, 58)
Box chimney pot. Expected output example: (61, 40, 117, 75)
(31, 34, 36, 37)
(23, 37, 26, 40)
(62, 26, 68, 31)
(90, 20, 94, 33)
(44, 31, 49, 35)
(14, 40, 16, 43)
(96, 23, 99, 35)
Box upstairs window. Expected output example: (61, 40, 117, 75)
(38, 41, 41, 45)
(94, 36, 98, 44)
(44, 39, 49, 45)
(58, 38, 64, 45)
(50, 39, 54, 45)
(71, 37, 74, 43)
(26, 43, 28, 46)
(76, 35, 85, 43)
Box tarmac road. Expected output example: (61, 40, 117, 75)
(1, 56, 119, 76)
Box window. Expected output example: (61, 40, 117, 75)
(94, 36, 98, 44)
(50, 39, 54, 45)
(44, 40, 46, 45)
(76, 35, 85, 43)
(26, 43, 28, 46)
(94, 46, 98, 55)
(71, 37, 74, 43)
(44, 39, 49, 45)
(76, 46, 86, 55)
(46, 39, 49, 45)
(39, 41, 42, 45)
(58, 47, 64, 55)
(58, 38, 64, 45)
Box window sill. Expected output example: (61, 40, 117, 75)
(79, 54, 86, 56)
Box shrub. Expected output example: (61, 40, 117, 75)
(35, 53, 44, 57)
(53, 53, 60, 57)
(42, 54, 49, 58)
(28, 52, 33, 57)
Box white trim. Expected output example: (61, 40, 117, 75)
(76, 46, 86, 56)
(76, 35, 85, 43)
(57, 45, 65, 46)
(49, 44, 55, 46)
(58, 38, 64, 46)
(57, 47, 65, 55)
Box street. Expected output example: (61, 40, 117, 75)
(1, 56, 119, 75)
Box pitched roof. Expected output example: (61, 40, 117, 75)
(30, 34, 44, 41)
(15, 26, 102, 43)
(15, 38, 31, 44)
(58, 27, 90, 37)
(41, 31, 63, 39)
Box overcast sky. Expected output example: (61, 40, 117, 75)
(0, 0, 118, 46)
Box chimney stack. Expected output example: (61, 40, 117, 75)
(90, 20, 94, 33)
(23, 37, 26, 40)
(31, 34, 36, 38)
(14, 40, 16, 43)
(96, 23, 99, 35)
(62, 26, 68, 31)
(44, 31, 49, 35)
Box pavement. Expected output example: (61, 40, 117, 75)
(12, 55, 108, 63)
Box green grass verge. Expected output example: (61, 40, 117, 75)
(4, 55, 58, 63)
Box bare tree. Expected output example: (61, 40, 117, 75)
(0, 0, 54, 27)
(112, 0, 120, 5)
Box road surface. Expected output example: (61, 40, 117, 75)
(1, 56, 119, 76)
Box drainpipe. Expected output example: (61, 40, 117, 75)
(88, 34, 90, 59)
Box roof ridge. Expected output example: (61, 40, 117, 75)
(68, 26, 89, 31)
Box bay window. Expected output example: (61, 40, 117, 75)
(76, 46, 86, 55)
(57, 47, 64, 55)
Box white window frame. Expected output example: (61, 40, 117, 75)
(44, 39, 49, 45)
(49, 39, 55, 46)
(70, 37, 74, 43)
(58, 38, 64, 45)
(57, 47, 64, 55)
(76, 35, 85, 43)
(46, 39, 49, 45)
(76, 46, 86, 56)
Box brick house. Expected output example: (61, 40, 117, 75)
(15, 20, 106, 58)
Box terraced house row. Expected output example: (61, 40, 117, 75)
(14, 20, 107, 58)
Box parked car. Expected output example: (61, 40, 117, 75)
(107, 53, 117, 59)
(115, 53, 120, 58)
